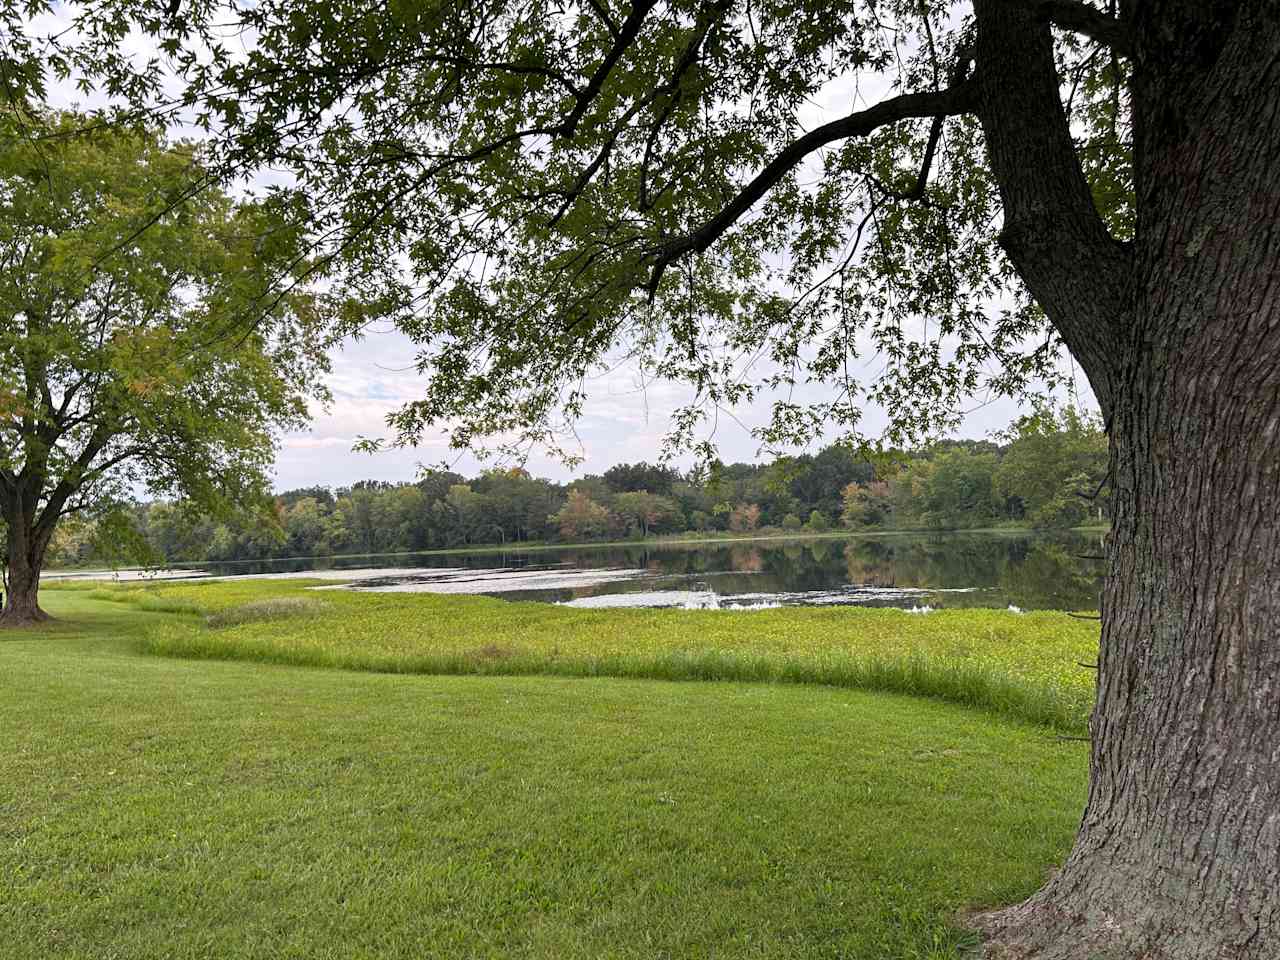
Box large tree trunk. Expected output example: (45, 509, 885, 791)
(1, 512, 51, 627)
(981, 357, 1280, 959)
(975, 1, 1280, 957)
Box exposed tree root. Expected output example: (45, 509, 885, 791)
(0, 606, 53, 628)
(971, 899, 1134, 960)
(969, 889, 1269, 960)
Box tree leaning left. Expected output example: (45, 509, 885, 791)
(0, 109, 333, 625)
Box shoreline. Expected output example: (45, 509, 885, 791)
(45, 524, 1110, 578)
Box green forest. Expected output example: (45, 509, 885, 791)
(50, 407, 1106, 568)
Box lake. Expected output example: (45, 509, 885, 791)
(84, 531, 1105, 611)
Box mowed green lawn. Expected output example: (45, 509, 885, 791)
(2, 591, 1088, 959)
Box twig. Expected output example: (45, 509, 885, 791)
(1074, 468, 1112, 502)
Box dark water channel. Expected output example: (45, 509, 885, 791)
(157, 531, 1105, 611)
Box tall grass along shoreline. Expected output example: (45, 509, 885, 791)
(57, 579, 1100, 734)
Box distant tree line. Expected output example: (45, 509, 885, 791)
(45, 408, 1107, 567)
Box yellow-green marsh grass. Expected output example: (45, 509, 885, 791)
(71, 579, 1104, 732)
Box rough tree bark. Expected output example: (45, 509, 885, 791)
(975, 0, 1280, 956)
(1, 505, 52, 626)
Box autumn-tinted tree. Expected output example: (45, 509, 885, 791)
(550, 490, 614, 540)
(0, 110, 330, 623)
(16, 0, 1280, 952)
(786, 447, 875, 520)
(727, 502, 762, 532)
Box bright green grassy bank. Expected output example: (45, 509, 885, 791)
(2, 594, 1086, 959)
(71, 579, 1101, 732)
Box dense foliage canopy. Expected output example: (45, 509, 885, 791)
(7, 3, 1280, 956)
(3, 0, 1129, 465)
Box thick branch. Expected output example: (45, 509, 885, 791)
(868, 113, 944, 202)
(1037, 0, 1134, 56)
(637, 0, 734, 210)
(647, 78, 980, 293)
(550, 0, 730, 228)
(873, 44, 975, 203)
(974, 0, 1131, 418)
(559, 0, 657, 139)
(34, 425, 112, 538)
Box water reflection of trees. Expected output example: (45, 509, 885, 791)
(200, 534, 1105, 610)
(842, 535, 1012, 588)
(999, 541, 1102, 609)
(553, 535, 1102, 609)
(836, 534, 1101, 609)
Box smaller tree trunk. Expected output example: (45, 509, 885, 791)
(1, 517, 51, 627)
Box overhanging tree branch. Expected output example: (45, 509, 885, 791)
(550, 0, 731, 228)
(584, 0, 622, 41)
(558, 0, 657, 139)
(646, 77, 981, 294)
(974, 0, 1131, 419)
(1037, 0, 1133, 56)
(873, 42, 976, 203)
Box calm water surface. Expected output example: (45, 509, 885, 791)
(127, 532, 1105, 611)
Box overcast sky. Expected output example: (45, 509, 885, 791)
(288, 325, 1090, 489)
(37, 5, 1095, 490)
